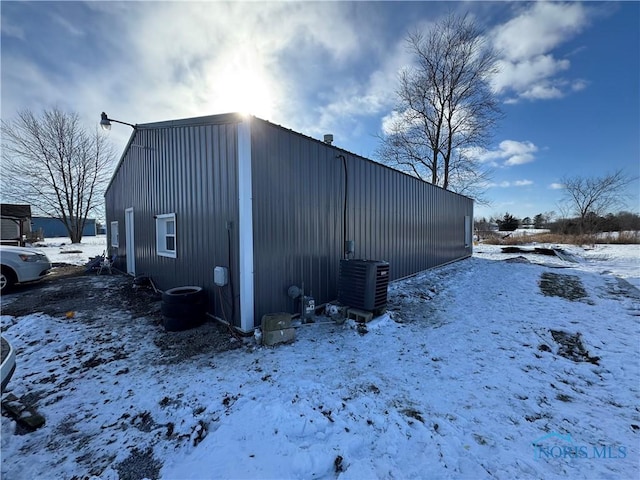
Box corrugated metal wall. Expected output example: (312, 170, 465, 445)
(250, 119, 473, 322)
(250, 122, 344, 318)
(346, 155, 473, 272)
(105, 118, 241, 325)
(1, 219, 21, 240)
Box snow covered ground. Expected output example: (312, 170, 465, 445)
(475, 243, 640, 290)
(1, 240, 638, 479)
(29, 234, 109, 266)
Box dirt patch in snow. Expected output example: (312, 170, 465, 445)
(549, 330, 600, 365)
(501, 246, 578, 262)
(154, 321, 243, 364)
(1, 268, 160, 319)
(47, 264, 87, 279)
(539, 272, 589, 301)
(113, 447, 162, 480)
(1, 271, 242, 359)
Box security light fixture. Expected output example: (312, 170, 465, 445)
(100, 112, 136, 130)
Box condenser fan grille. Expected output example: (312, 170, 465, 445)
(338, 259, 389, 313)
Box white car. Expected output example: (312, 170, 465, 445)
(0, 245, 52, 293)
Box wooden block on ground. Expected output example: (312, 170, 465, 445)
(347, 308, 373, 323)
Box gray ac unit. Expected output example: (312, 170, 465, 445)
(338, 259, 389, 314)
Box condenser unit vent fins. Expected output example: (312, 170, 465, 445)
(338, 259, 389, 313)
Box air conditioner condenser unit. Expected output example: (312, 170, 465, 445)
(338, 259, 389, 314)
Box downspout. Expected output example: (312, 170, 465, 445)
(338, 154, 350, 259)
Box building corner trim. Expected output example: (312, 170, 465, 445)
(238, 118, 255, 332)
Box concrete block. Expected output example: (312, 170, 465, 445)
(262, 328, 295, 346)
(261, 313, 292, 332)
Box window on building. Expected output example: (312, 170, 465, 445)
(156, 213, 177, 258)
(110, 221, 119, 247)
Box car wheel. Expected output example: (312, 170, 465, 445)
(0, 268, 16, 293)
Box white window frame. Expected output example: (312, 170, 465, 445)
(156, 213, 177, 258)
(110, 221, 119, 247)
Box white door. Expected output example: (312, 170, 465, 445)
(125, 208, 135, 275)
(464, 215, 472, 248)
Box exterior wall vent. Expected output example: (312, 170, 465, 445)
(338, 259, 389, 313)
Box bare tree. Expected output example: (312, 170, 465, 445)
(559, 170, 636, 234)
(1, 108, 115, 243)
(377, 13, 501, 199)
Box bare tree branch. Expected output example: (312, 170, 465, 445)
(1, 107, 116, 243)
(377, 13, 502, 200)
(559, 170, 636, 234)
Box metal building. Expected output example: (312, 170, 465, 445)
(31, 217, 97, 238)
(105, 113, 473, 333)
(0, 204, 32, 246)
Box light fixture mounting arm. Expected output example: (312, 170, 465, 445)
(100, 112, 136, 130)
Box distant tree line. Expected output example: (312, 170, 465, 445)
(475, 211, 640, 234)
(474, 212, 550, 232)
(550, 211, 640, 235)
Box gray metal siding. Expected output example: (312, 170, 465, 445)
(250, 119, 473, 322)
(347, 155, 474, 273)
(250, 123, 344, 318)
(105, 122, 241, 325)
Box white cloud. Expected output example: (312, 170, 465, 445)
(466, 140, 538, 167)
(549, 183, 565, 190)
(493, 55, 569, 95)
(500, 140, 538, 165)
(571, 80, 588, 92)
(380, 106, 422, 137)
(488, 179, 533, 188)
(492, 2, 588, 61)
(381, 111, 402, 136)
(301, 38, 412, 143)
(519, 84, 564, 101)
(51, 12, 85, 37)
(490, 2, 590, 102)
(514, 180, 534, 186)
(0, 21, 24, 40)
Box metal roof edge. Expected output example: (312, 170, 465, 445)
(105, 112, 474, 204)
(137, 112, 246, 129)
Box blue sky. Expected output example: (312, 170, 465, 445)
(2, 1, 638, 220)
